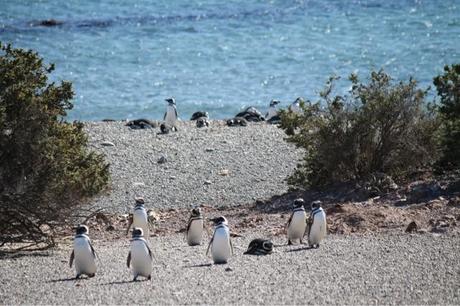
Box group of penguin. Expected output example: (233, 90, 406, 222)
(125, 97, 304, 132)
(69, 197, 327, 281)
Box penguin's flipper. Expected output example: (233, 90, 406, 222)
(69, 250, 74, 268)
(206, 234, 214, 256)
(89, 241, 97, 259)
(174, 108, 178, 119)
(147, 245, 153, 262)
(127, 252, 131, 268)
(186, 218, 192, 236)
(286, 212, 294, 230)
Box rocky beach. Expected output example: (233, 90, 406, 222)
(1, 121, 459, 305)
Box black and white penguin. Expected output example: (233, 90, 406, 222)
(126, 197, 149, 238)
(286, 198, 307, 245)
(126, 119, 157, 129)
(186, 207, 204, 246)
(127, 227, 153, 281)
(265, 100, 281, 124)
(69, 225, 97, 279)
(164, 98, 178, 131)
(244, 238, 274, 255)
(190, 111, 209, 121)
(159, 123, 170, 134)
(235, 106, 265, 122)
(206, 216, 233, 264)
(226, 116, 248, 127)
(307, 200, 327, 248)
(289, 97, 304, 113)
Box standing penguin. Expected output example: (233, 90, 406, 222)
(164, 97, 178, 131)
(307, 200, 327, 248)
(126, 197, 149, 239)
(206, 216, 233, 264)
(127, 227, 153, 281)
(186, 207, 204, 246)
(286, 198, 307, 245)
(289, 97, 304, 113)
(265, 99, 281, 123)
(69, 225, 97, 279)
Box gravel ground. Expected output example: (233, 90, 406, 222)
(1, 233, 459, 305)
(84, 120, 302, 213)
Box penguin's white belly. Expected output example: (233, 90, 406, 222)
(133, 210, 149, 238)
(211, 228, 231, 263)
(165, 106, 177, 126)
(266, 108, 278, 120)
(74, 238, 96, 275)
(187, 219, 203, 246)
(309, 211, 327, 245)
(290, 104, 300, 113)
(131, 241, 152, 277)
(288, 211, 306, 243)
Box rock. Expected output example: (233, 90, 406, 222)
(219, 169, 230, 176)
(204, 180, 212, 185)
(105, 225, 115, 231)
(158, 156, 167, 164)
(38, 19, 63, 27)
(101, 141, 115, 147)
(225, 267, 233, 272)
(205, 148, 215, 152)
(405, 221, 418, 233)
(408, 181, 442, 203)
(394, 198, 408, 207)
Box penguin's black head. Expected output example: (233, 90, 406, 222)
(135, 197, 145, 206)
(262, 240, 274, 251)
(191, 207, 201, 217)
(293, 198, 305, 209)
(269, 100, 280, 107)
(132, 227, 144, 238)
(160, 123, 170, 134)
(165, 98, 176, 105)
(311, 200, 322, 210)
(76, 224, 89, 235)
(210, 216, 227, 226)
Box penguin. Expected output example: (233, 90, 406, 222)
(226, 116, 248, 127)
(196, 116, 210, 128)
(190, 111, 209, 121)
(126, 197, 149, 239)
(235, 106, 265, 122)
(159, 123, 170, 134)
(127, 227, 153, 281)
(69, 225, 97, 279)
(164, 98, 178, 131)
(244, 238, 273, 255)
(265, 100, 281, 124)
(186, 207, 204, 246)
(286, 198, 307, 245)
(289, 97, 304, 113)
(126, 119, 157, 129)
(307, 200, 327, 248)
(206, 216, 233, 264)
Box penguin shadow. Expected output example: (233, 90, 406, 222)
(47, 277, 81, 283)
(183, 263, 213, 269)
(102, 279, 147, 286)
(284, 244, 314, 253)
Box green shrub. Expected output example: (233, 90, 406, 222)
(0, 43, 109, 249)
(279, 70, 440, 189)
(434, 64, 460, 170)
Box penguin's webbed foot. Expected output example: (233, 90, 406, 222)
(287, 240, 292, 246)
(88, 273, 95, 278)
(133, 276, 138, 282)
(147, 275, 152, 281)
(75, 274, 81, 279)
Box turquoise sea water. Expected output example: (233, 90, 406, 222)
(1, 0, 459, 121)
